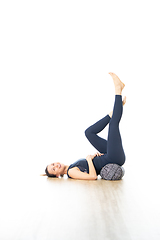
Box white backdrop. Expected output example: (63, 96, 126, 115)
(0, 0, 160, 179)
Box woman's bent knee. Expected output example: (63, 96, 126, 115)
(85, 128, 91, 139)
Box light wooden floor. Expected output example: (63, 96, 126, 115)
(1, 163, 160, 240)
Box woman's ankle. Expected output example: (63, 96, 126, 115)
(115, 84, 124, 95)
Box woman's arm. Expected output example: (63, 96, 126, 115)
(68, 153, 102, 180)
(86, 154, 97, 179)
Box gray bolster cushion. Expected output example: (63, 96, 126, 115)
(100, 163, 125, 180)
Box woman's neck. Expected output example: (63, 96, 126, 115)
(64, 165, 69, 175)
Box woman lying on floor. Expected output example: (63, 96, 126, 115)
(43, 72, 126, 180)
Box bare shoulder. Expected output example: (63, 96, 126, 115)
(69, 167, 81, 171)
(68, 167, 84, 175)
(68, 167, 97, 180)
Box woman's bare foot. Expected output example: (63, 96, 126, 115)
(109, 96, 126, 118)
(109, 72, 125, 95)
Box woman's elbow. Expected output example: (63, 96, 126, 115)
(91, 175, 98, 180)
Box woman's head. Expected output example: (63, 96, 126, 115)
(45, 162, 65, 178)
(45, 167, 56, 178)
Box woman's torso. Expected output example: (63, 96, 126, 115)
(67, 155, 109, 178)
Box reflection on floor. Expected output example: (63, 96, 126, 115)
(1, 163, 160, 240)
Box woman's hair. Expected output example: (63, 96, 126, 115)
(45, 166, 57, 178)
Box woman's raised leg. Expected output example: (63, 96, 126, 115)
(107, 73, 126, 165)
(85, 115, 111, 154)
(85, 72, 126, 157)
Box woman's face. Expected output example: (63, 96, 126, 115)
(47, 162, 65, 177)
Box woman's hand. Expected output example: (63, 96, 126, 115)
(86, 152, 104, 161)
(86, 155, 94, 161)
(94, 152, 104, 157)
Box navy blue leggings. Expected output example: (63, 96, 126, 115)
(85, 95, 125, 166)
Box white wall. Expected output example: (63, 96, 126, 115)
(0, 0, 160, 179)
